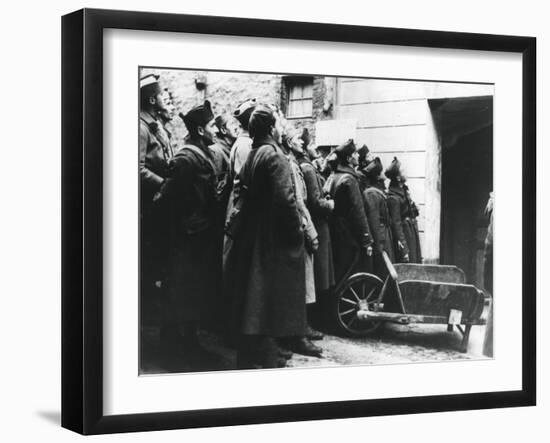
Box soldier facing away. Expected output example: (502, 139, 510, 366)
(223, 105, 307, 369)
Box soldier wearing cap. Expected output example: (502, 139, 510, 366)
(139, 74, 174, 330)
(229, 98, 257, 180)
(211, 114, 239, 211)
(158, 100, 223, 357)
(385, 157, 422, 263)
(214, 114, 239, 160)
(357, 144, 373, 170)
(360, 157, 395, 277)
(139, 74, 174, 199)
(157, 88, 177, 126)
(280, 124, 323, 356)
(223, 99, 257, 260)
(313, 144, 334, 179)
(326, 139, 374, 281)
(356, 144, 374, 190)
(295, 129, 335, 335)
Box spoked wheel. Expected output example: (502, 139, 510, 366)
(332, 273, 384, 337)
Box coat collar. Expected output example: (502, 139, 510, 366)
(215, 136, 233, 156)
(368, 186, 387, 199)
(335, 163, 359, 178)
(183, 135, 214, 158)
(296, 154, 313, 167)
(252, 135, 280, 150)
(388, 183, 406, 197)
(140, 110, 158, 128)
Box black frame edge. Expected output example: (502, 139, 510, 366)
(521, 37, 537, 406)
(82, 7, 106, 435)
(88, 390, 534, 435)
(83, 7, 534, 52)
(61, 8, 85, 435)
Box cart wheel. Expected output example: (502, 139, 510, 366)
(332, 273, 384, 337)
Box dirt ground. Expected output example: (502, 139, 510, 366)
(140, 321, 489, 375)
(286, 322, 487, 369)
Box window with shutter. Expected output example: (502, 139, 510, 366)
(287, 78, 313, 118)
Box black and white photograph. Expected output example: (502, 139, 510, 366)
(1, 0, 545, 439)
(138, 68, 494, 374)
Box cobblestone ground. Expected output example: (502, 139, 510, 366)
(140, 322, 489, 375)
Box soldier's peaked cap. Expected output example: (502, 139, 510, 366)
(335, 139, 357, 157)
(365, 157, 383, 178)
(140, 74, 161, 96)
(357, 144, 370, 159)
(234, 98, 257, 120)
(181, 100, 215, 131)
(384, 156, 402, 179)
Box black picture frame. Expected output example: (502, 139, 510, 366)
(61, 8, 536, 435)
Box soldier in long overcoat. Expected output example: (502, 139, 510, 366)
(326, 139, 374, 282)
(360, 157, 395, 277)
(228, 98, 257, 181)
(279, 126, 323, 354)
(223, 105, 306, 368)
(223, 100, 257, 257)
(139, 74, 174, 328)
(296, 132, 335, 294)
(385, 157, 422, 263)
(158, 100, 224, 353)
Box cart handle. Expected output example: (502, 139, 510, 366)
(382, 251, 398, 282)
(381, 250, 407, 314)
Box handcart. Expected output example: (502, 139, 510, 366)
(331, 251, 490, 352)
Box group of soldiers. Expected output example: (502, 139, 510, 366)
(139, 73, 422, 370)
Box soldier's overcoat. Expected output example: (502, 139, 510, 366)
(387, 184, 422, 263)
(362, 184, 395, 275)
(139, 111, 174, 288)
(224, 136, 306, 338)
(298, 156, 335, 292)
(327, 164, 373, 282)
(160, 136, 223, 323)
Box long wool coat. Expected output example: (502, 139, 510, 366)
(160, 137, 223, 324)
(288, 153, 317, 304)
(298, 156, 335, 292)
(387, 183, 422, 263)
(362, 184, 395, 276)
(223, 136, 306, 338)
(327, 164, 374, 282)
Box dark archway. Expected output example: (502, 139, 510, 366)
(429, 96, 493, 287)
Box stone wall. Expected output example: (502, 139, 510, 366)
(140, 68, 333, 148)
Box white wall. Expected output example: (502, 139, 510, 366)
(336, 78, 493, 261)
(0, 1, 545, 442)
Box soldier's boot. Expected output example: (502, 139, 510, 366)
(237, 336, 286, 369)
(305, 324, 324, 341)
(281, 336, 323, 358)
(257, 337, 287, 369)
(179, 323, 219, 367)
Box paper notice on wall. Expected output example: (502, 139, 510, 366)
(314, 119, 357, 146)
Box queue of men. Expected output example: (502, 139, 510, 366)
(139, 74, 423, 370)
